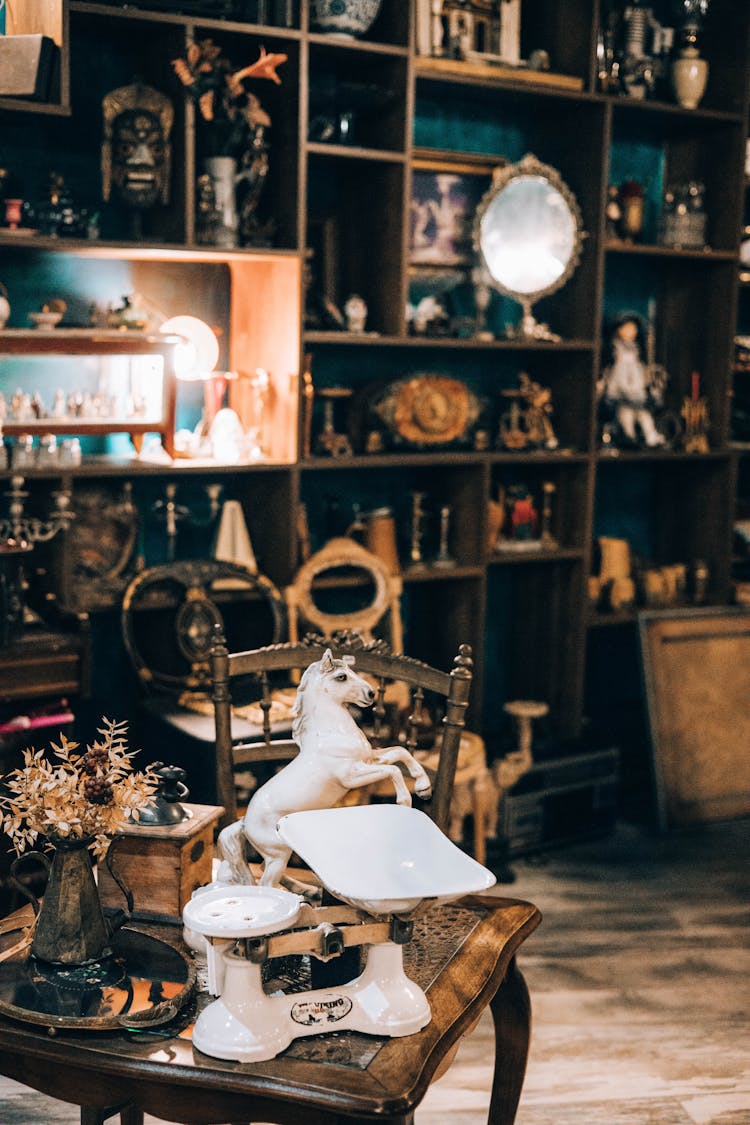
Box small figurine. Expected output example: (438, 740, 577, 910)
(314, 386, 353, 457)
(605, 184, 622, 238)
(408, 491, 428, 568)
(598, 312, 666, 448)
(519, 373, 558, 450)
(496, 483, 540, 552)
(508, 484, 538, 541)
(344, 293, 368, 334)
(681, 371, 710, 453)
(618, 179, 645, 241)
(433, 504, 456, 568)
(195, 172, 221, 245)
(497, 373, 559, 451)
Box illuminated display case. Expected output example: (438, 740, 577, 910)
(0, 329, 179, 460)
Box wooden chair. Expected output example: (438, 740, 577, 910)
(204, 629, 541, 1124)
(212, 630, 469, 832)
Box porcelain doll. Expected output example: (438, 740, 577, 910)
(599, 313, 665, 447)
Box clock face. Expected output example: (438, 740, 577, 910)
(372, 375, 481, 447)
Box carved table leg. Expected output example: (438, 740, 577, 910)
(488, 955, 532, 1125)
(80, 1106, 144, 1125)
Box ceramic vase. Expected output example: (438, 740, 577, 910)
(672, 47, 709, 109)
(203, 156, 239, 248)
(311, 0, 383, 38)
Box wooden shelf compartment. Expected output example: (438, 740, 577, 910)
(299, 460, 488, 572)
(484, 557, 587, 739)
(609, 112, 746, 254)
(307, 0, 409, 50)
(401, 573, 487, 724)
(186, 22, 302, 251)
(603, 256, 737, 445)
(306, 155, 406, 337)
(0, 243, 301, 465)
(490, 459, 591, 554)
(593, 456, 735, 604)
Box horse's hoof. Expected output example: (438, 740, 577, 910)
(415, 782, 432, 798)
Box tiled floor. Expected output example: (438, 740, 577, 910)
(0, 817, 747, 1124)
(418, 817, 750, 1125)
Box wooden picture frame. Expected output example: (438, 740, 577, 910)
(638, 607, 750, 831)
(409, 153, 498, 268)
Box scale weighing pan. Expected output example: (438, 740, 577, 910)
(277, 804, 496, 915)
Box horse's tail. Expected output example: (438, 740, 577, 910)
(216, 820, 256, 885)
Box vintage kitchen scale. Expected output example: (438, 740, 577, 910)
(183, 804, 496, 1062)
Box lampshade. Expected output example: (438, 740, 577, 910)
(160, 315, 220, 379)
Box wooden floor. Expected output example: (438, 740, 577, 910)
(0, 817, 747, 1124)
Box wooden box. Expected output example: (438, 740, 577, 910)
(0, 35, 57, 99)
(500, 750, 619, 856)
(97, 803, 223, 922)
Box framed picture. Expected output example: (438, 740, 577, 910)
(409, 155, 498, 268)
(638, 607, 750, 831)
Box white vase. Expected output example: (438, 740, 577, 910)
(203, 156, 239, 248)
(311, 0, 383, 38)
(672, 47, 709, 110)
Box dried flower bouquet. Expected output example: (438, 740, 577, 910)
(0, 718, 157, 860)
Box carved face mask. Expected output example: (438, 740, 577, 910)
(102, 83, 173, 210)
(111, 109, 167, 209)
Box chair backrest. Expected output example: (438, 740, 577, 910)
(210, 631, 473, 831)
(285, 537, 404, 653)
(121, 558, 286, 696)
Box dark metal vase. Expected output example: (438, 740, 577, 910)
(11, 837, 130, 966)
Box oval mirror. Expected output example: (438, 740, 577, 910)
(474, 153, 584, 341)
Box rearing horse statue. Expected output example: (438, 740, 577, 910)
(217, 649, 432, 888)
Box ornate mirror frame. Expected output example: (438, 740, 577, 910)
(473, 153, 585, 341)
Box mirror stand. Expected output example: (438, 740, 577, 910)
(508, 298, 561, 343)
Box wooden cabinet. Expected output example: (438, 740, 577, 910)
(1, 1, 749, 803)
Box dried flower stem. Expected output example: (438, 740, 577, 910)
(0, 718, 157, 861)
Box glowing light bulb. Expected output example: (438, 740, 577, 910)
(160, 316, 220, 379)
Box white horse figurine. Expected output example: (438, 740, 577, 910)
(217, 649, 432, 888)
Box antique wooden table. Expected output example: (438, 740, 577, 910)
(0, 894, 541, 1125)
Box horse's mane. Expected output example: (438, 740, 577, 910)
(291, 660, 322, 742)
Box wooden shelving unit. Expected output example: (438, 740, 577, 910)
(1, 0, 749, 789)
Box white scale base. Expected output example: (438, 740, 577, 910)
(194, 940, 430, 1063)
